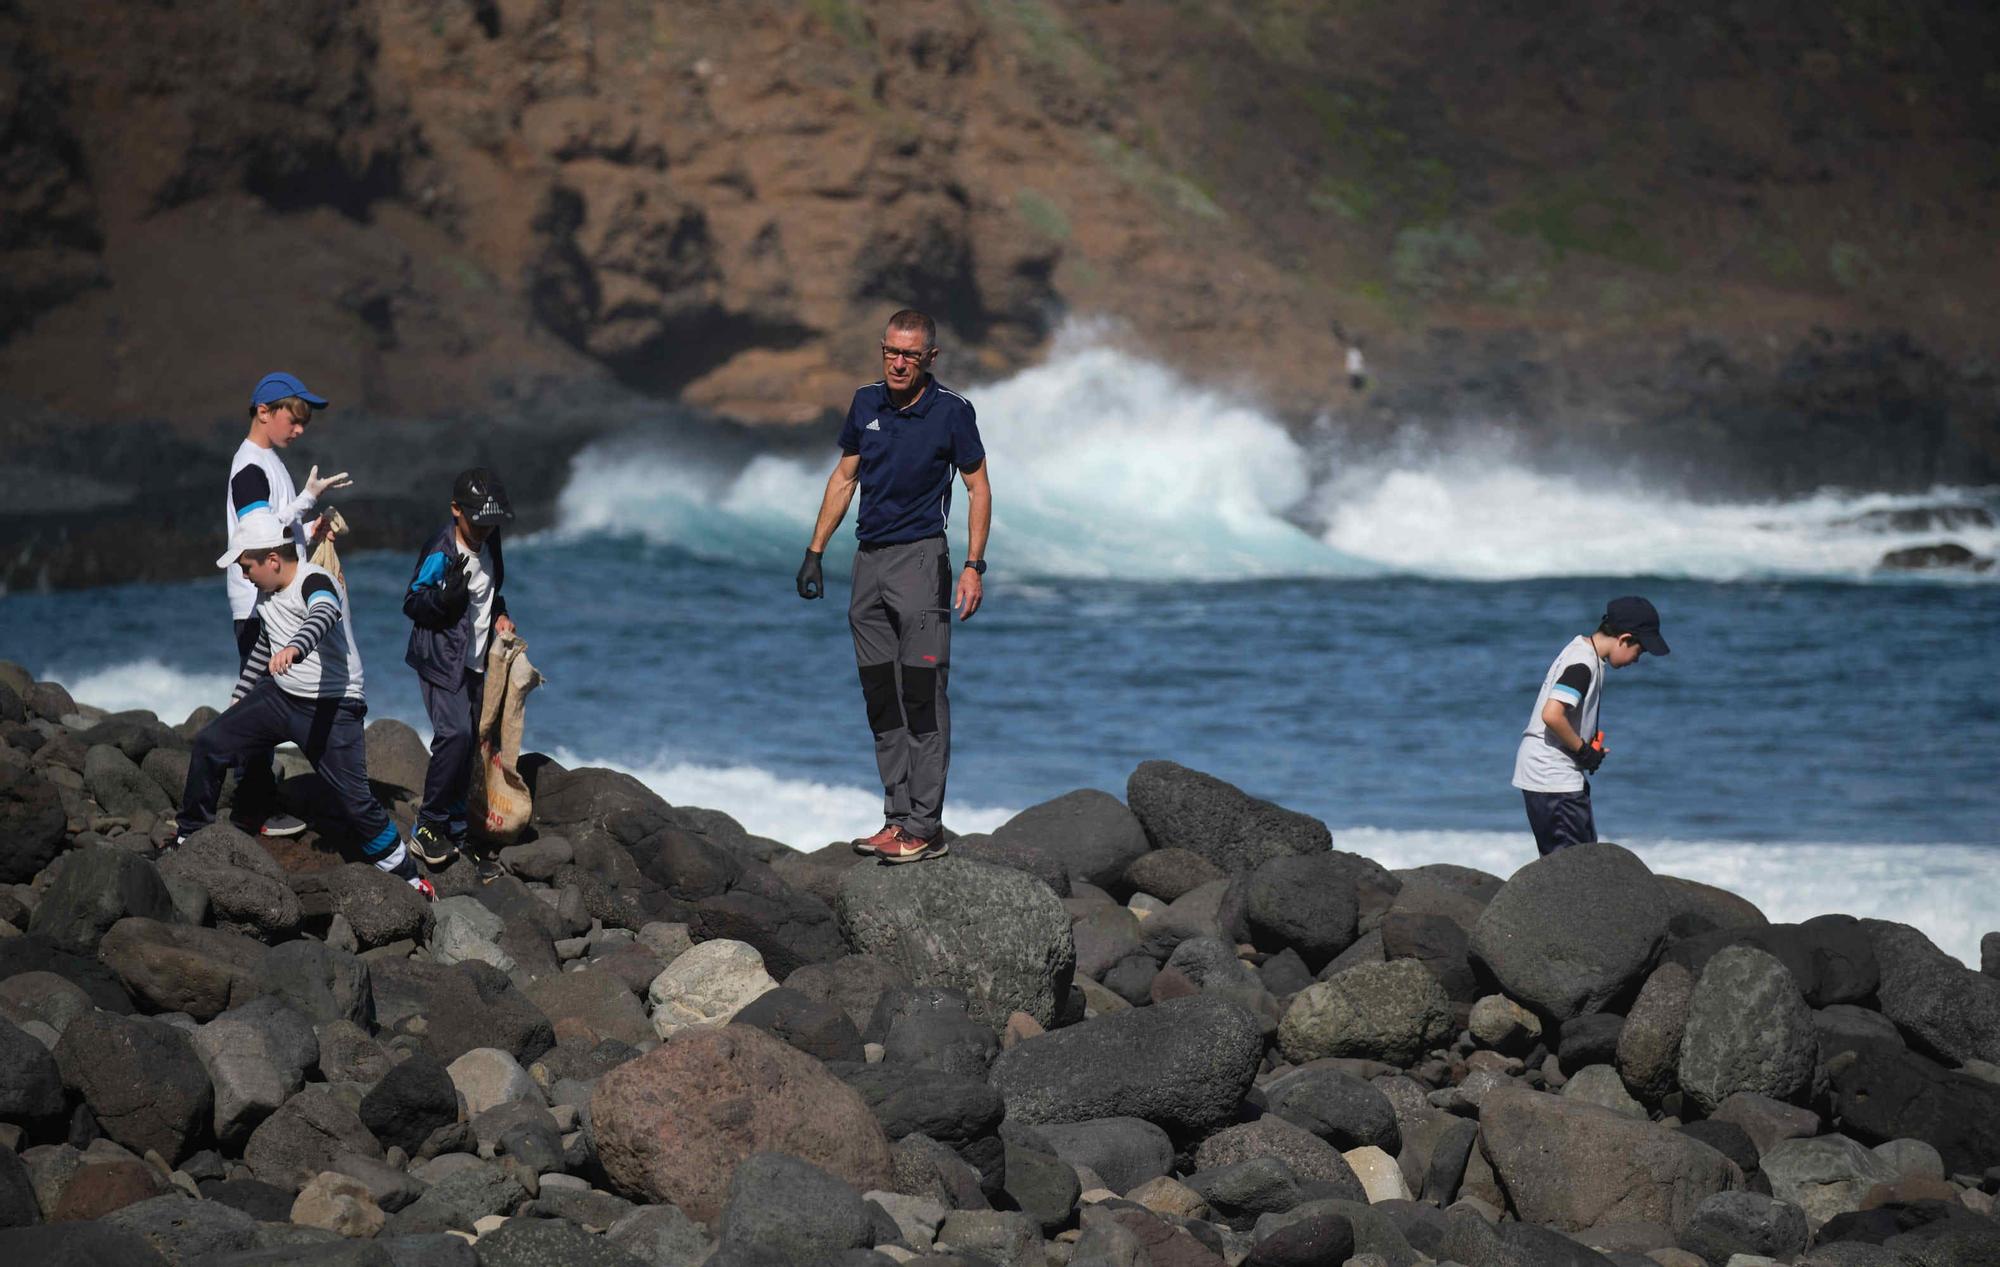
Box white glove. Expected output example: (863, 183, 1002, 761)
(303, 465, 354, 500)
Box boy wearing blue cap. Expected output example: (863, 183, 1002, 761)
(1511, 596, 1671, 854)
(223, 371, 352, 838)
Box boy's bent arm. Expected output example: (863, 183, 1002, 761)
(807, 453, 862, 552)
(1541, 698, 1585, 753)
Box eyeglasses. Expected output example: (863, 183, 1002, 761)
(881, 345, 931, 364)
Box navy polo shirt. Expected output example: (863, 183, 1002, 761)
(837, 377, 984, 545)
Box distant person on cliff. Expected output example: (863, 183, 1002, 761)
(795, 309, 991, 864)
(223, 371, 351, 840)
(175, 509, 434, 899)
(1511, 596, 1670, 854)
(402, 468, 516, 877)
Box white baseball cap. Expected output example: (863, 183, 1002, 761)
(217, 508, 293, 569)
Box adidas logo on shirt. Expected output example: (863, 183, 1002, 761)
(865, 418, 882, 430)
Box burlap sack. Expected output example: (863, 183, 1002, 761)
(306, 507, 349, 591)
(467, 630, 544, 845)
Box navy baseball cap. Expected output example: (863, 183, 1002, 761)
(1604, 596, 1670, 655)
(250, 371, 329, 410)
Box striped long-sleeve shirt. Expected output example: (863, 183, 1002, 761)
(235, 563, 365, 702)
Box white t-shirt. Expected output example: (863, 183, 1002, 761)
(1511, 635, 1604, 793)
(253, 563, 363, 701)
(224, 440, 316, 621)
(456, 534, 496, 670)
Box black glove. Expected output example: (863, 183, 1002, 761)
(796, 549, 824, 600)
(1573, 742, 1605, 775)
(439, 553, 470, 610)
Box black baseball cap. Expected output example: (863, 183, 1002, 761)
(1604, 596, 1669, 655)
(453, 468, 515, 528)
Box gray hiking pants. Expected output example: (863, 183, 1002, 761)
(849, 535, 952, 839)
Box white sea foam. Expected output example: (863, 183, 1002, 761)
(1334, 826, 1995, 969)
(550, 749, 1017, 848)
(42, 659, 239, 728)
(553, 328, 1998, 583)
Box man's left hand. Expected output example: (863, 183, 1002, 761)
(496, 615, 517, 636)
(954, 567, 983, 621)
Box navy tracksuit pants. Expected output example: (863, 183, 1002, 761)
(419, 667, 485, 835)
(229, 618, 280, 819)
(1523, 786, 1598, 855)
(177, 677, 399, 861)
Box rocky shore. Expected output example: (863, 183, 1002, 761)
(2, 658, 1998, 1267)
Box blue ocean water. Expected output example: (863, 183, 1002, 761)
(6, 343, 1997, 959)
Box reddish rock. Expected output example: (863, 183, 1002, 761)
(591, 1023, 891, 1222)
(51, 1159, 170, 1221)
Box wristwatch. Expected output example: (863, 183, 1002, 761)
(963, 559, 986, 575)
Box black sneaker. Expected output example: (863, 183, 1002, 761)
(411, 823, 459, 867)
(472, 853, 506, 885)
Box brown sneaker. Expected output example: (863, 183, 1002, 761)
(877, 828, 949, 864)
(854, 823, 903, 856)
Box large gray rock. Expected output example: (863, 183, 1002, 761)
(1277, 959, 1453, 1066)
(97, 916, 269, 1019)
(0, 1224, 170, 1267)
(835, 857, 1075, 1029)
(988, 995, 1264, 1133)
(1261, 1065, 1401, 1153)
(158, 824, 302, 942)
(244, 1085, 384, 1192)
(1681, 1190, 1809, 1265)
(1026, 1117, 1174, 1195)
(1615, 960, 1695, 1104)
(83, 744, 171, 817)
(1863, 919, 2000, 1067)
(1476, 1086, 1740, 1235)
(28, 846, 176, 952)
(1124, 761, 1330, 875)
(293, 865, 433, 950)
(101, 1193, 261, 1263)
(0, 1015, 64, 1121)
(1759, 1134, 1898, 1229)
(783, 955, 913, 1036)
(364, 719, 430, 795)
(1469, 844, 1669, 1023)
(1678, 945, 1818, 1112)
(1071, 906, 1143, 981)
(1195, 1117, 1367, 1198)
(1123, 848, 1225, 903)
(718, 1153, 873, 1260)
(53, 1010, 212, 1164)
(474, 1216, 649, 1266)
(367, 958, 554, 1066)
(257, 939, 374, 1028)
(988, 789, 1152, 892)
(1826, 1041, 2000, 1174)
(1231, 853, 1361, 969)
(195, 996, 319, 1143)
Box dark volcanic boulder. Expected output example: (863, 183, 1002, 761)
(1477, 1086, 1740, 1235)
(0, 762, 65, 884)
(1124, 847, 1225, 902)
(0, 1224, 170, 1267)
(1262, 1065, 1402, 1153)
(718, 1152, 873, 1261)
(1678, 945, 1818, 1112)
(1245, 1211, 1356, 1267)
(97, 916, 269, 1018)
(54, 1010, 212, 1164)
(1230, 853, 1360, 970)
(82, 744, 171, 818)
(1827, 1042, 2000, 1173)
(193, 996, 318, 1143)
(0, 1015, 64, 1122)
(835, 857, 1075, 1029)
(100, 1192, 261, 1262)
(1027, 1117, 1174, 1194)
(783, 955, 913, 1035)
(1278, 960, 1454, 1066)
(1469, 844, 1669, 1022)
(1616, 960, 1696, 1104)
(1380, 911, 1477, 1003)
(1863, 919, 2000, 1067)
(591, 1024, 892, 1223)
(477, 1217, 649, 1267)
(1124, 761, 1330, 875)
(243, 1084, 383, 1191)
(836, 1062, 1004, 1193)
(873, 985, 1000, 1076)
(1681, 1189, 1810, 1264)
(690, 871, 847, 981)
(364, 718, 430, 795)
(734, 987, 865, 1063)
(159, 824, 303, 942)
(257, 938, 373, 1028)
(28, 846, 176, 952)
(360, 1052, 460, 1154)
(949, 833, 1072, 897)
(1071, 905, 1144, 980)
(1194, 1117, 1367, 1197)
(292, 865, 434, 949)
(987, 994, 1264, 1133)
(988, 789, 1151, 892)
(0, 933, 136, 1012)
(368, 958, 554, 1065)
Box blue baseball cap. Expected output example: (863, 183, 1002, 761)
(250, 371, 330, 410)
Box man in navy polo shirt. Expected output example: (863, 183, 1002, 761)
(797, 309, 991, 864)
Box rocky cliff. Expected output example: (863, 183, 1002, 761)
(3, 0, 1998, 586)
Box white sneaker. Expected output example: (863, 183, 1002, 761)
(254, 813, 308, 838)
